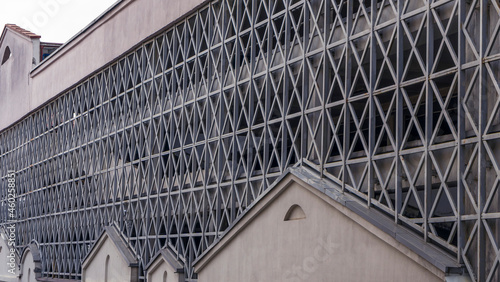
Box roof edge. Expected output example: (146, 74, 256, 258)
(0, 0, 212, 134)
(5, 24, 41, 39)
(81, 223, 138, 269)
(0, 24, 40, 49)
(193, 165, 465, 277)
(145, 244, 184, 273)
(30, 0, 130, 75)
(19, 240, 43, 280)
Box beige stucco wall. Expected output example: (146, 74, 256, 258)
(82, 237, 133, 282)
(0, 233, 17, 282)
(147, 258, 183, 282)
(196, 182, 445, 282)
(19, 250, 36, 282)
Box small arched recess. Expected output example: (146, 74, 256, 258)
(284, 204, 306, 221)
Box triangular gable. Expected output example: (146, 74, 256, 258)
(82, 224, 138, 269)
(194, 166, 466, 279)
(146, 244, 185, 282)
(0, 24, 40, 48)
(19, 241, 42, 281)
(146, 244, 184, 274)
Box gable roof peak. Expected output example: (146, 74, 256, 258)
(4, 24, 41, 39)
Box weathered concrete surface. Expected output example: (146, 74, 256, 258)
(0, 28, 38, 130)
(194, 177, 448, 282)
(0, 0, 206, 131)
(148, 261, 179, 282)
(82, 237, 131, 282)
(28, 0, 204, 120)
(82, 226, 138, 282)
(146, 248, 185, 282)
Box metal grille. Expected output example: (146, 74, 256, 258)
(1, 0, 500, 280)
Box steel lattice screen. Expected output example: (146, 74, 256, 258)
(1, 0, 500, 280)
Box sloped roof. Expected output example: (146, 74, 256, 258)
(193, 165, 465, 276)
(146, 244, 184, 273)
(20, 240, 43, 281)
(82, 223, 138, 269)
(4, 24, 41, 39)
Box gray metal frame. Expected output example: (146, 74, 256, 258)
(1, 0, 500, 281)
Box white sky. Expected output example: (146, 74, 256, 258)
(0, 0, 117, 43)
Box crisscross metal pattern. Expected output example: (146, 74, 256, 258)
(1, 0, 500, 281)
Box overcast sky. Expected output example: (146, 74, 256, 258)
(0, 0, 117, 43)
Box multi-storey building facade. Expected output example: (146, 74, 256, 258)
(1, 0, 499, 281)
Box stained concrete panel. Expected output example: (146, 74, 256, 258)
(0, 0, 207, 131)
(195, 181, 445, 282)
(148, 260, 184, 282)
(146, 247, 185, 282)
(29, 0, 205, 121)
(82, 236, 134, 282)
(0, 29, 35, 130)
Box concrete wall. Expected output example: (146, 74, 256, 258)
(82, 236, 132, 282)
(19, 249, 36, 282)
(0, 30, 36, 130)
(27, 0, 204, 124)
(0, 0, 206, 131)
(196, 182, 445, 282)
(147, 258, 183, 282)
